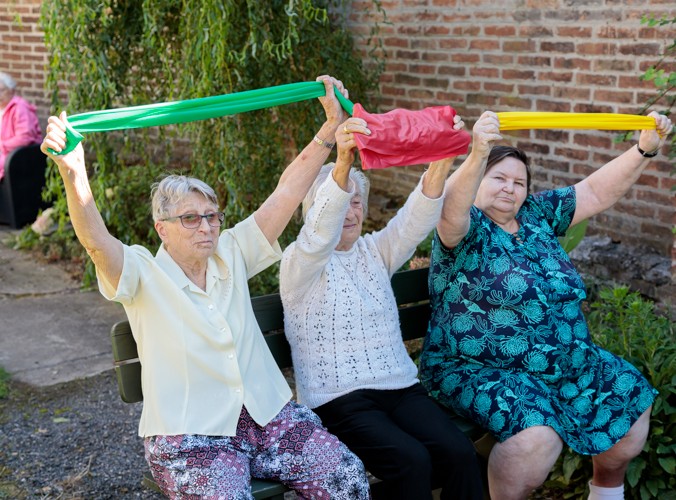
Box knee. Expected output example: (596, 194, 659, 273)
(439, 436, 481, 470)
(391, 442, 433, 476)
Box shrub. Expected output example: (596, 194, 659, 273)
(545, 287, 676, 499)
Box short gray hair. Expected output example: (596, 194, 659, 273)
(302, 163, 370, 221)
(151, 175, 219, 222)
(0, 72, 17, 90)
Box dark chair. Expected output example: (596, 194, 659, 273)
(0, 144, 48, 229)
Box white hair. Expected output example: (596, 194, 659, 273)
(302, 163, 369, 221)
(0, 72, 17, 90)
(151, 175, 218, 222)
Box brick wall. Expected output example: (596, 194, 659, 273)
(1, 0, 674, 278)
(345, 0, 676, 264)
(0, 0, 50, 130)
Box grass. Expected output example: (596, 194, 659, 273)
(0, 367, 9, 399)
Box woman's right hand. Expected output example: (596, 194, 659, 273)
(41, 111, 86, 173)
(471, 111, 502, 158)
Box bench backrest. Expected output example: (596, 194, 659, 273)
(110, 267, 430, 404)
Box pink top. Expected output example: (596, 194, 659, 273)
(0, 95, 42, 181)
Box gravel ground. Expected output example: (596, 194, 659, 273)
(0, 370, 163, 499)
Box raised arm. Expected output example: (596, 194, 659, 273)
(572, 111, 673, 226)
(437, 111, 502, 248)
(254, 75, 349, 245)
(41, 111, 124, 289)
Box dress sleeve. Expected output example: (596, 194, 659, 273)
(528, 186, 576, 237)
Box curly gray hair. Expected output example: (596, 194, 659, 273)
(151, 175, 219, 222)
(302, 163, 369, 221)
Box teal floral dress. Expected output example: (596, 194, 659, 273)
(419, 186, 657, 455)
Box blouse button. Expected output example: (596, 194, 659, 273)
(208, 304, 214, 310)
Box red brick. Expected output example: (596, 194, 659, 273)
(598, 26, 637, 39)
(469, 39, 500, 51)
(573, 134, 612, 149)
(485, 82, 514, 93)
(409, 63, 436, 74)
(552, 87, 591, 100)
(503, 40, 536, 52)
(499, 96, 532, 108)
(518, 84, 551, 96)
(438, 65, 466, 77)
(619, 43, 662, 56)
(576, 73, 617, 86)
(484, 25, 516, 37)
(577, 42, 617, 55)
(555, 147, 589, 161)
(554, 57, 591, 71)
(519, 26, 553, 38)
(535, 99, 572, 112)
(423, 52, 450, 63)
(470, 67, 499, 78)
(594, 58, 636, 72)
(518, 56, 551, 66)
(503, 69, 535, 80)
(535, 130, 570, 142)
(593, 89, 635, 103)
(538, 71, 574, 83)
(467, 93, 499, 106)
(454, 80, 481, 91)
(556, 27, 592, 38)
(384, 37, 409, 48)
(412, 39, 438, 50)
(540, 41, 575, 53)
(440, 39, 468, 50)
(452, 53, 480, 63)
(436, 91, 466, 103)
(483, 54, 514, 65)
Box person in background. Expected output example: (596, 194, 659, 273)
(419, 110, 672, 500)
(40, 75, 370, 500)
(280, 115, 484, 499)
(0, 72, 42, 181)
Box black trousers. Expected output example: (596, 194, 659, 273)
(313, 383, 483, 500)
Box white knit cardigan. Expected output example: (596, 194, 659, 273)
(280, 171, 445, 409)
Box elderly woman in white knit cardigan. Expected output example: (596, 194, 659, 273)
(279, 116, 483, 500)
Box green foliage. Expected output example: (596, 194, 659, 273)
(546, 287, 676, 499)
(0, 366, 9, 399)
(37, 0, 384, 294)
(558, 220, 588, 254)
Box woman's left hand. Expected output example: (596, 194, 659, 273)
(336, 117, 371, 164)
(638, 111, 673, 154)
(453, 113, 465, 131)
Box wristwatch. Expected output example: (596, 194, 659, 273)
(636, 144, 658, 158)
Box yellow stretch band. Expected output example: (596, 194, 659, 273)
(496, 112, 656, 131)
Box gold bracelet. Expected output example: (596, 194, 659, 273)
(313, 135, 335, 149)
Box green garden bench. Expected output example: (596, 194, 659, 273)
(110, 267, 489, 499)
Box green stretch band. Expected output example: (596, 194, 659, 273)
(55, 81, 355, 155)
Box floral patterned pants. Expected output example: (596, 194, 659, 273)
(144, 401, 370, 499)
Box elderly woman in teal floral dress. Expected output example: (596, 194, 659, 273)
(419, 110, 672, 500)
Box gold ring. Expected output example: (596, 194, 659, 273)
(343, 125, 348, 133)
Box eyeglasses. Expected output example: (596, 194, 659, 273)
(161, 212, 225, 229)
